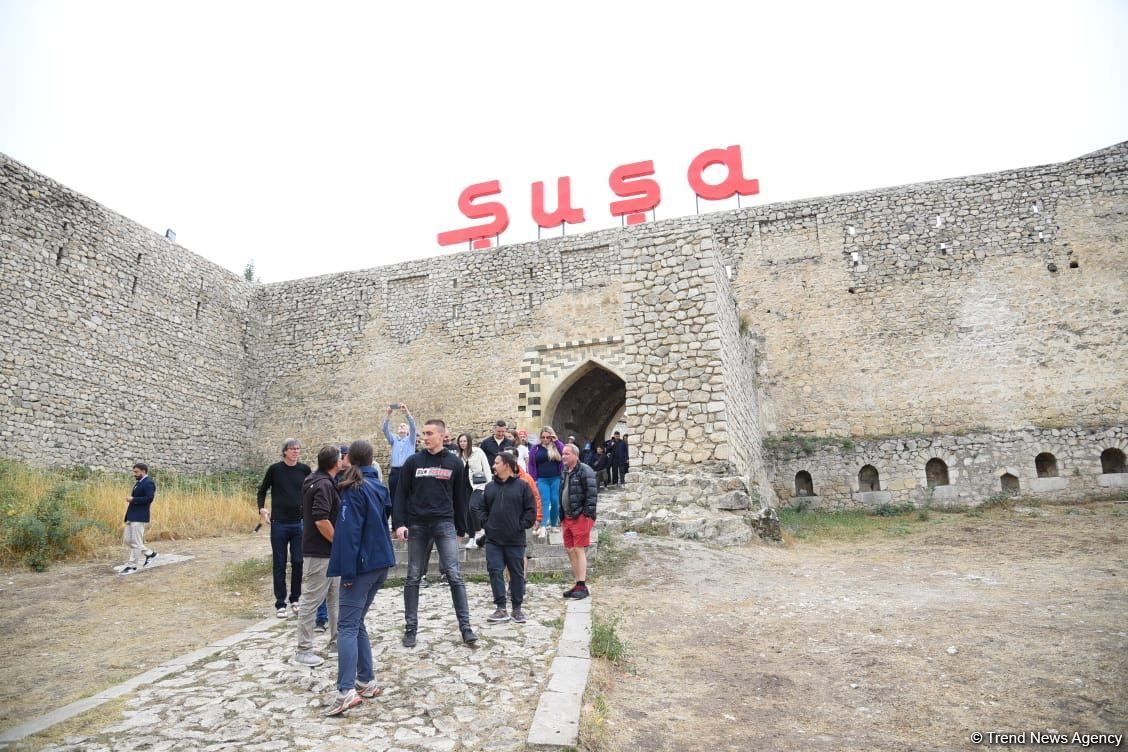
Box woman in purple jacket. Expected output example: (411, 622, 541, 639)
(527, 426, 564, 533)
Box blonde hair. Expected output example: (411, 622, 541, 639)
(540, 426, 561, 461)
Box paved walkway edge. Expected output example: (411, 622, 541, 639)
(526, 598, 593, 749)
(0, 616, 281, 746)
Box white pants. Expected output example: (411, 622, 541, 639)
(123, 522, 152, 566)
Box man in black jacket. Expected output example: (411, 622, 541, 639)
(480, 452, 536, 624)
(609, 432, 628, 485)
(590, 444, 611, 488)
(393, 418, 478, 647)
(258, 438, 312, 618)
(294, 445, 342, 667)
(560, 443, 598, 600)
(479, 420, 514, 467)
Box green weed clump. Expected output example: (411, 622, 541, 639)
(218, 556, 272, 591)
(981, 492, 1017, 509)
(874, 502, 915, 517)
(2, 482, 105, 571)
(591, 613, 626, 663)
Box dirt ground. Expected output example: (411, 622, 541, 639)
(2, 503, 1125, 751)
(0, 531, 277, 732)
(589, 503, 1127, 752)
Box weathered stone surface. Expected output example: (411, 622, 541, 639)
(35, 583, 567, 751)
(1, 144, 1125, 532)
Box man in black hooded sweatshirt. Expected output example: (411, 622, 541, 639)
(393, 418, 478, 647)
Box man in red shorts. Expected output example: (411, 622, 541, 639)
(559, 443, 598, 600)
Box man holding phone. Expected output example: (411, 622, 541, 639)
(382, 403, 415, 501)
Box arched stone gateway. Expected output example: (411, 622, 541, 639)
(543, 360, 626, 448)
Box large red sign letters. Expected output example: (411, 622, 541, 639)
(437, 144, 759, 248)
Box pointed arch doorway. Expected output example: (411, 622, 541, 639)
(542, 360, 627, 448)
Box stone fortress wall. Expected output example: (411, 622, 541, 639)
(2, 143, 1125, 533)
(1, 155, 255, 473)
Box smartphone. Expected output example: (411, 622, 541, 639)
(389, 403, 400, 409)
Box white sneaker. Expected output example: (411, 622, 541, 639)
(535, 527, 547, 539)
(293, 651, 324, 666)
(464, 537, 478, 550)
(291, 602, 301, 615)
(276, 607, 288, 618)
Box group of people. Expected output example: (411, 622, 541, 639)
(254, 406, 600, 717)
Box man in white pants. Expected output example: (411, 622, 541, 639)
(294, 446, 343, 666)
(120, 462, 157, 575)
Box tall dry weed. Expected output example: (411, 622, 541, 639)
(1, 460, 259, 567)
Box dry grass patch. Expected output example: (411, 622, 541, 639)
(0, 460, 258, 569)
(19, 695, 129, 750)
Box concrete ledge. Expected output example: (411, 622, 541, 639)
(1030, 476, 1069, 492)
(854, 490, 892, 506)
(929, 485, 961, 501)
(526, 599, 593, 749)
(1097, 473, 1128, 488)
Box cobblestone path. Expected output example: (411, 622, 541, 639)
(43, 582, 568, 752)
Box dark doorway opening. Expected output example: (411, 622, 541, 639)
(859, 465, 880, 492)
(1035, 452, 1059, 478)
(1101, 448, 1126, 474)
(545, 361, 627, 451)
(925, 458, 950, 488)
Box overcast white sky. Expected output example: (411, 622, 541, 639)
(1, 1, 1125, 283)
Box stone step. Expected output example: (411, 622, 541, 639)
(386, 537, 598, 576)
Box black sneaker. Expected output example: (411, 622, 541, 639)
(564, 585, 589, 600)
(512, 608, 527, 623)
(487, 607, 510, 623)
(143, 551, 158, 567)
(461, 628, 479, 646)
(420, 577, 431, 589)
(402, 631, 417, 648)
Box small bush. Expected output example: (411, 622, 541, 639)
(874, 502, 914, 517)
(3, 483, 105, 571)
(981, 492, 1016, 509)
(591, 613, 626, 663)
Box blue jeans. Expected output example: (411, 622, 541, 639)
(270, 520, 303, 609)
(537, 476, 561, 528)
(485, 543, 526, 608)
(316, 600, 328, 625)
(336, 567, 388, 693)
(403, 520, 471, 633)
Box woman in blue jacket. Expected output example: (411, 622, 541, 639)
(324, 439, 396, 717)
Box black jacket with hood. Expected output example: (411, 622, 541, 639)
(481, 475, 536, 546)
